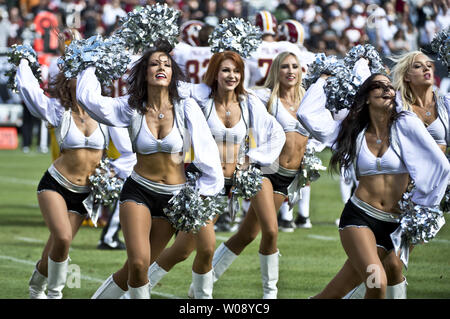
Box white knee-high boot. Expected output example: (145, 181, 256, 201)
(91, 274, 127, 299)
(148, 262, 168, 295)
(47, 257, 69, 299)
(259, 250, 279, 299)
(119, 264, 166, 300)
(28, 263, 47, 299)
(297, 186, 311, 219)
(279, 201, 293, 221)
(192, 269, 214, 299)
(343, 283, 365, 299)
(386, 278, 407, 299)
(344, 278, 407, 299)
(128, 282, 150, 299)
(212, 243, 238, 282)
(188, 243, 238, 298)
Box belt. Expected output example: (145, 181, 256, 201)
(130, 171, 185, 195)
(48, 164, 90, 193)
(350, 194, 400, 223)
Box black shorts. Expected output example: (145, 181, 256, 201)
(37, 170, 90, 216)
(263, 172, 295, 197)
(119, 176, 175, 219)
(339, 199, 400, 251)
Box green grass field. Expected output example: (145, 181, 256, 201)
(0, 146, 449, 299)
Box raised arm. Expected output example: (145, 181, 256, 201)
(395, 112, 450, 207)
(246, 92, 286, 166)
(76, 67, 134, 127)
(108, 126, 136, 180)
(177, 81, 211, 107)
(296, 77, 341, 146)
(15, 59, 63, 126)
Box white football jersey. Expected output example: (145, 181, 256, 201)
(173, 42, 213, 84)
(245, 40, 314, 89)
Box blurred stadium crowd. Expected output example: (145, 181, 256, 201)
(0, 0, 448, 105)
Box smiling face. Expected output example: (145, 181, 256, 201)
(367, 75, 396, 111)
(146, 52, 172, 87)
(405, 53, 434, 87)
(278, 54, 300, 88)
(216, 58, 241, 93)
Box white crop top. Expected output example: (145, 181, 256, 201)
(208, 104, 247, 144)
(357, 136, 408, 176)
(135, 116, 184, 154)
(276, 99, 310, 137)
(427, 118, 447, 146)
(60, 116, 106, 150)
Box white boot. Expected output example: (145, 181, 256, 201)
(28, 264, 47, 299)
(344, 278, 407, 299)
(386, 278, 407, 299)
(148, 262, 168, 296)
(188, 243, 238, 298)
(128, 282, 150, 299)
(192, 269, 214, 299)
(91, 274, 126, 299)
(47, 257, 68, 299)
(259, 250, 279, 299)
(343, 283, 365, 299)
(212, 243, 238, 282)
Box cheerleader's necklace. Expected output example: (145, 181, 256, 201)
(147, 103, 167, 119)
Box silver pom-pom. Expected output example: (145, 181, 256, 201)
(5, 44, 42, 92)
(209, 17, 262, 58)
(324, 66, 363, 113)
(61, 34, 130, 85)
(344, 44, 386, 74)
(302, 53, 340, 90)
(431, 27, 450, 69)
(82, 158, 124, 227)
(164, 172, 227, 234)
(390, 183, 445, 268)
(113, 3, 180, 54)
(303, 52, 369, 112)
(88, 158, 124, 207)
(286, 145, 326, 207)
(231, 164, 263, 199)
(299, 144, 327, 186)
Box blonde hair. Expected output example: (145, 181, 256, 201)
(258, 51, 305, 114)
(390, 51, 434, 111)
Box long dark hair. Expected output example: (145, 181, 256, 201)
(329, 73, 403, 175)
(47, 71, 75, 111)
(127, 40, 186, 113)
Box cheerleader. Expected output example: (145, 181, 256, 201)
(252, 52, 310, 233)
(77, 40, 224, 299)
(345, 51, 450, 298)
(17, 57, 110, 299)
(146, 50, 285, 299)
(207, 51, 312, 298)
(298, 71, 449, 298)
(391, 51, 449, 152)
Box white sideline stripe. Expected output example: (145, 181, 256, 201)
(0, 255, 180, 299)
(307, 234, 338, 241)
(15, 236, 45, 244)
(0, 176, 38, 186)
(14, 236, 73, 252)
(434, 238, 450, 244)
(215, 235, 230, 241)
